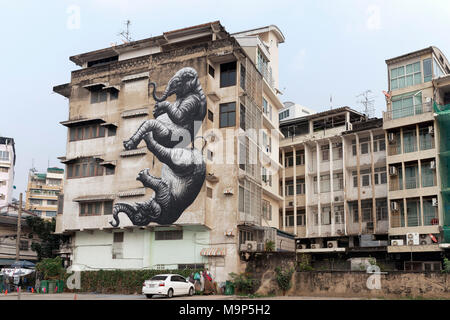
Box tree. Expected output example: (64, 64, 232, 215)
(25, 216, 69, 261)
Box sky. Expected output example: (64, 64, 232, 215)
(0, 0, 450, 199)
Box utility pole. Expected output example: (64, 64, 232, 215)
(15, 193, 22, 300)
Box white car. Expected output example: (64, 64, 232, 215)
(142, 274, 195, 298)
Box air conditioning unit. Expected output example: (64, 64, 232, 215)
(419, 234, 432, 245)
(432, 198, 438, 207)
(388, 132, 395, 143)
(223, 188, 234, 195)
(406, 232, 420, 245)
(310, 243, 322, 249)
(428, 125, 434, 136)
(389, 166, 397, 176)
(391, 239, 404, 246)
(430, 161, 436, 170)
(327, 241, 338, 248)
(240, 241, 257, 252)
(391, 201, 399, 211)
(288, 201, 294, 207)
(334, 196, 343, 202)
(299, 244, 307, 250)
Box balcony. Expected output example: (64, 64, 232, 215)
(383, 102, 432, 121)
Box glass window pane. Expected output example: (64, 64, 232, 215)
(406, 75, 413, 86)
(406, 64, 413, 75)
(391, 79, 398, 89)
(414, 62, 421, 72)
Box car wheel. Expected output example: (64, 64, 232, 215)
(167, 288, 174, 298)
(145, 294, 153, 299)
(188, 287, 194, 296)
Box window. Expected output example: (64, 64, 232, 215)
(207, 149, 213, 161)
(285, 180, 294, 196)
(107, 126, 116, 137)
(208, 64, 215, 78)
(79, 201, 113, 216)
(262, 98, 271, 120)
(0, 167, 8, 173)
(240, 104, 246, 130)
(373, 135, 386, 152)
(207, 187, 213, 198)
(392, 92, 422, 119)
(320, 174, 330, 193)
(374, 167, 387, 185)
(390, 61, 421, 90)
(296, 151, 305, 165)
(87, 55, 118, 67)
(279, 109, 290, 121)
(219, 102, 236, 128)
(405, 164, 418, 189)
(240, 64, 246, 90)
(335, 206, 344, 224)
(284, 152, 294, 167)
(406, 198, 421, 227)
(0, 151, 9, 161)
(113, 232, 124, 243)
(297, 209, 305, 226)
(90, 88, 108, 104)
(105, 166, 115, 175)
(321, 206, 331, 225)
(376, 199, 388, 221)
(19, 240, 29, 251)
(423, 58, 432, 82)
(352, 140, 357, 156)
(262, 200, 272, 220)
(321, 145, 329, 161)
(332, 143, 343, 160)
(47, 200, 57, 206)
(238, 186, 245, 212)
(155, 230, 183, 240)
(69, 124, 106, 141)
(239, 230, 254, 244)
(361, 169, 371, 187)
(297, 178, 305, 195)
(220, 61, 236, 87)
(67, 158, 104, 179)
(433, 58, 445, 79)
(360, 137, 369, 154)
(333, 173, 344, 191)
(361, 200, 372, 222)
(421, 160, 436, 187)
(403, 129, 417, 153)
(285, 212, 294, 227)
(208, 109, 214, 122)
(419, 125, 434, 150)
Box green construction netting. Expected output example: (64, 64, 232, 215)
(435, 102, 450, 242)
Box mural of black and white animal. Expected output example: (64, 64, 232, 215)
(110, 67, 207, 227)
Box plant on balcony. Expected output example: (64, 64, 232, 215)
(264, 240, 275, 252)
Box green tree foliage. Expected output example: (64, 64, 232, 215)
(228, 272, 259, 295)
(35, 257, 65, 280)
(275, 266, 294, 295)
(25, 216, 69, 260)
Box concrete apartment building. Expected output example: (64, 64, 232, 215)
(383, 47, 450, 269)
(0, 205, 39, 267)
(0, 137, 15, 207)
(279, 108, 389, 265)
(25, 167, 64, 219)
(279, 101, 315, 123)
(53, 21, 290, 280)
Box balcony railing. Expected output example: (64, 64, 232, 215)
(383, 102, 432, 121)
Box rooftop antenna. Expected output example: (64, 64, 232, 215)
(330, 94, 333, 110)
(357, 90, 375, 118)
(118, 20, 133, 43)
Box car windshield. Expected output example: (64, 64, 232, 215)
(151, 276, 167, 281)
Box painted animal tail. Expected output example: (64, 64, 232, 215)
(149, 82, 168, 102)
(110, 203, 136, 227)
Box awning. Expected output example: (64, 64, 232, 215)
(121, 72, 149, 82)
(102, 85, 120, 91)
(60, 155, 104, 164)
(100, 160, 117, 167)
(117, 188, 146, 198)
(100, 122, 118, 128)
(82, 82, 108, 90)
(121, 107, 149, 118)
(200, 247, 227, 256)
(120, 148, 147, 157)
(60, 118, 105, 127)
(0, 258, 16, 266)
(73, 194, 116, 202)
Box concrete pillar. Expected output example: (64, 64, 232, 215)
(282, 148, 286, 231)
(293, 147, 297, 236)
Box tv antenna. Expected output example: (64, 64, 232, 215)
(118, 20, 133, 43)
(356, 90, 375, 118)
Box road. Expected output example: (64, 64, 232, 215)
(0, 292, 365, 300)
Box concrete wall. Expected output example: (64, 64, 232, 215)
(247, 253, 450, 298)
